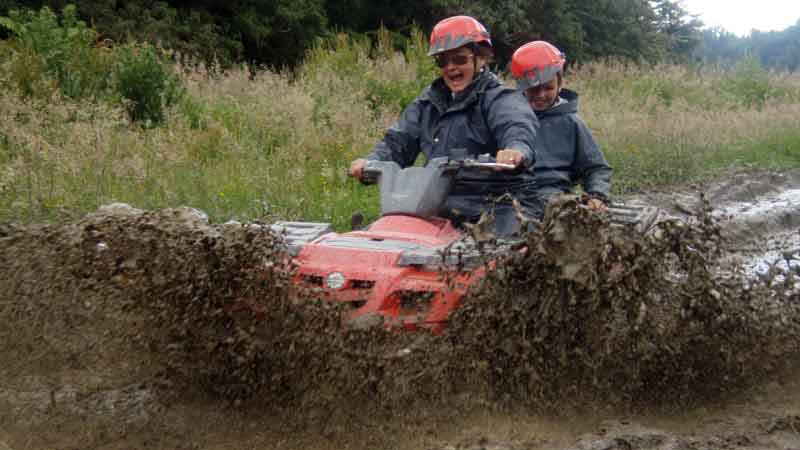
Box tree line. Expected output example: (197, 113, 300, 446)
(695, 20, 800, 72)
(0, 0, 714, 70)
(3, 1, 798, 72)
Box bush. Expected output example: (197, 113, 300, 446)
(717, 55, 795, 108)
(0, 4, 113, 100)
(113, 43, 184, 126)
(1, 4, 185, 126)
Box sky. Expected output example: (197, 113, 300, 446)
(682, 0, 800, 36)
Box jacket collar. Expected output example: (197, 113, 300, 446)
(421, 70, 501, 113)
(535, 88, 579, 117)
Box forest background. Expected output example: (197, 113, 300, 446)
(1, 0, 799, 71)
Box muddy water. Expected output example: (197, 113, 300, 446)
(1, 170, 800, 450)
(716, 188, 800, 279)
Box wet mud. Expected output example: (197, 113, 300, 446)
(1, 169, 800, 450)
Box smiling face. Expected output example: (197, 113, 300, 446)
(524, 75, 562, 111)
(435, 47, 481, 93)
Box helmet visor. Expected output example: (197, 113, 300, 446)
(515, 65, 562, 90)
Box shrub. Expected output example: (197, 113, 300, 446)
(717, 55, 793, 108)
(113, 43, 184, 126)
(1, 5, 185, 126)
(0, 4, 113, 100)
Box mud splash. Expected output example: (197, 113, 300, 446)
(2, 173, 800, 449)
(437, 194, 800, 410)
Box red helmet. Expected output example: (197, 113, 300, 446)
(510, 41, 566, 90)
(428, 16, 492, 56)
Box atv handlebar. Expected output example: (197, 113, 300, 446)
(459, 160, 517, 171)
(360, 154, 515, 185)
(359, 154, 523, 217)
(360, 166, 380, 185)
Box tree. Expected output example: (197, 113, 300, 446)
(651, 0, 703, 61)
(3, 0, 747, 69)
(1, 0, 328, 68)
(181, 0, 328, 68)
(570, 0, 662, 62)
(419, 0, 664, 68)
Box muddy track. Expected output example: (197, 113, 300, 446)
(1, 169, 799, 450)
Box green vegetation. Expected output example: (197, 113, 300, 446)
(572, 61, 800, 194)
(0, 5, 183, 125)
(113, 44, 184, 125)
(0, 7, 799, 230)
(0, 0, 707, 69)
(0, 5, 108, 100)
(4, 1, 799, 73)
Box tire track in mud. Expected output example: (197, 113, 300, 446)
(1, 170, 800, 450)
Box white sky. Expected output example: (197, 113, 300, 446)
(682, 0, 800, 36)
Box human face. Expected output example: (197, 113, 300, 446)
(435, 48, 476, 93)
(524, 76, 561, 111)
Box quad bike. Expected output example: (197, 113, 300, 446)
(272, 156, 658, 334)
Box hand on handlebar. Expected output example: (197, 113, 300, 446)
(348, 158, 368, 179)
(586, 198, 609, 212)
(496, 149, 525, 168)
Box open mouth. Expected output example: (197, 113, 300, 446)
(445, 71, 467, 90)
(447, 72, 464, 83)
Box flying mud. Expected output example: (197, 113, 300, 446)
(1, 169, 799, 450)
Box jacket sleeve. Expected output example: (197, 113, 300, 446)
(363, 97, 423, 168)
(484, 89, 538, 168)
(572, 115, 612, 199)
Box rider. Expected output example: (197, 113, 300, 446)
(510, 40, 612, 211)
(348, 15, 541, 237)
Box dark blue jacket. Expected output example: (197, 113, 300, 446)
(534, 88, 612, 200)
(365, 70, 539, 197)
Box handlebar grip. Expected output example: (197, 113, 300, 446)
(360, 166, 380, 185)
(473, 152, 524, 173)
(462, 159, 518, 172)
(479, 162, 517, 170)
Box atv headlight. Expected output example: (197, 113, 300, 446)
(325, 272, 346, 290)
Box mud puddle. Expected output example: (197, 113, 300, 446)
(627, 170, 800, 281)
(2, 169, 800, 450)
(710, 183, 800, 280)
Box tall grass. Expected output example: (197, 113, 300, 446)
(570, 59, 800, 194)
(1, 33, 799, 229)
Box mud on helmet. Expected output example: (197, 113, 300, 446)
(428, 15, 493, 57)
(510, 41, 566, 90)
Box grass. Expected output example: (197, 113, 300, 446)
(1, 35, 799, 230)
(571, 60, 800, 194)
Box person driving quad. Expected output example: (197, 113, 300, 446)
(510, 40, 612, 211)
(348, 15, 541, 237)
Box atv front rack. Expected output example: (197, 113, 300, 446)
(271, 203, 661, 261)
(270, 221, 332, 255)
(608, 202, 662, 233)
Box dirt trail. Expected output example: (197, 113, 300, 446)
(1, 169, 800, 450)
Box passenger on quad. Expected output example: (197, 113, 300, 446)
(510, 40, 613, 211)
(348, 15, 541, 238)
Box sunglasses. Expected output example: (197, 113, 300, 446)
(435, 53, 474, 68)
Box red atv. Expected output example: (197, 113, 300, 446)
(273, 156, 655, 333)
